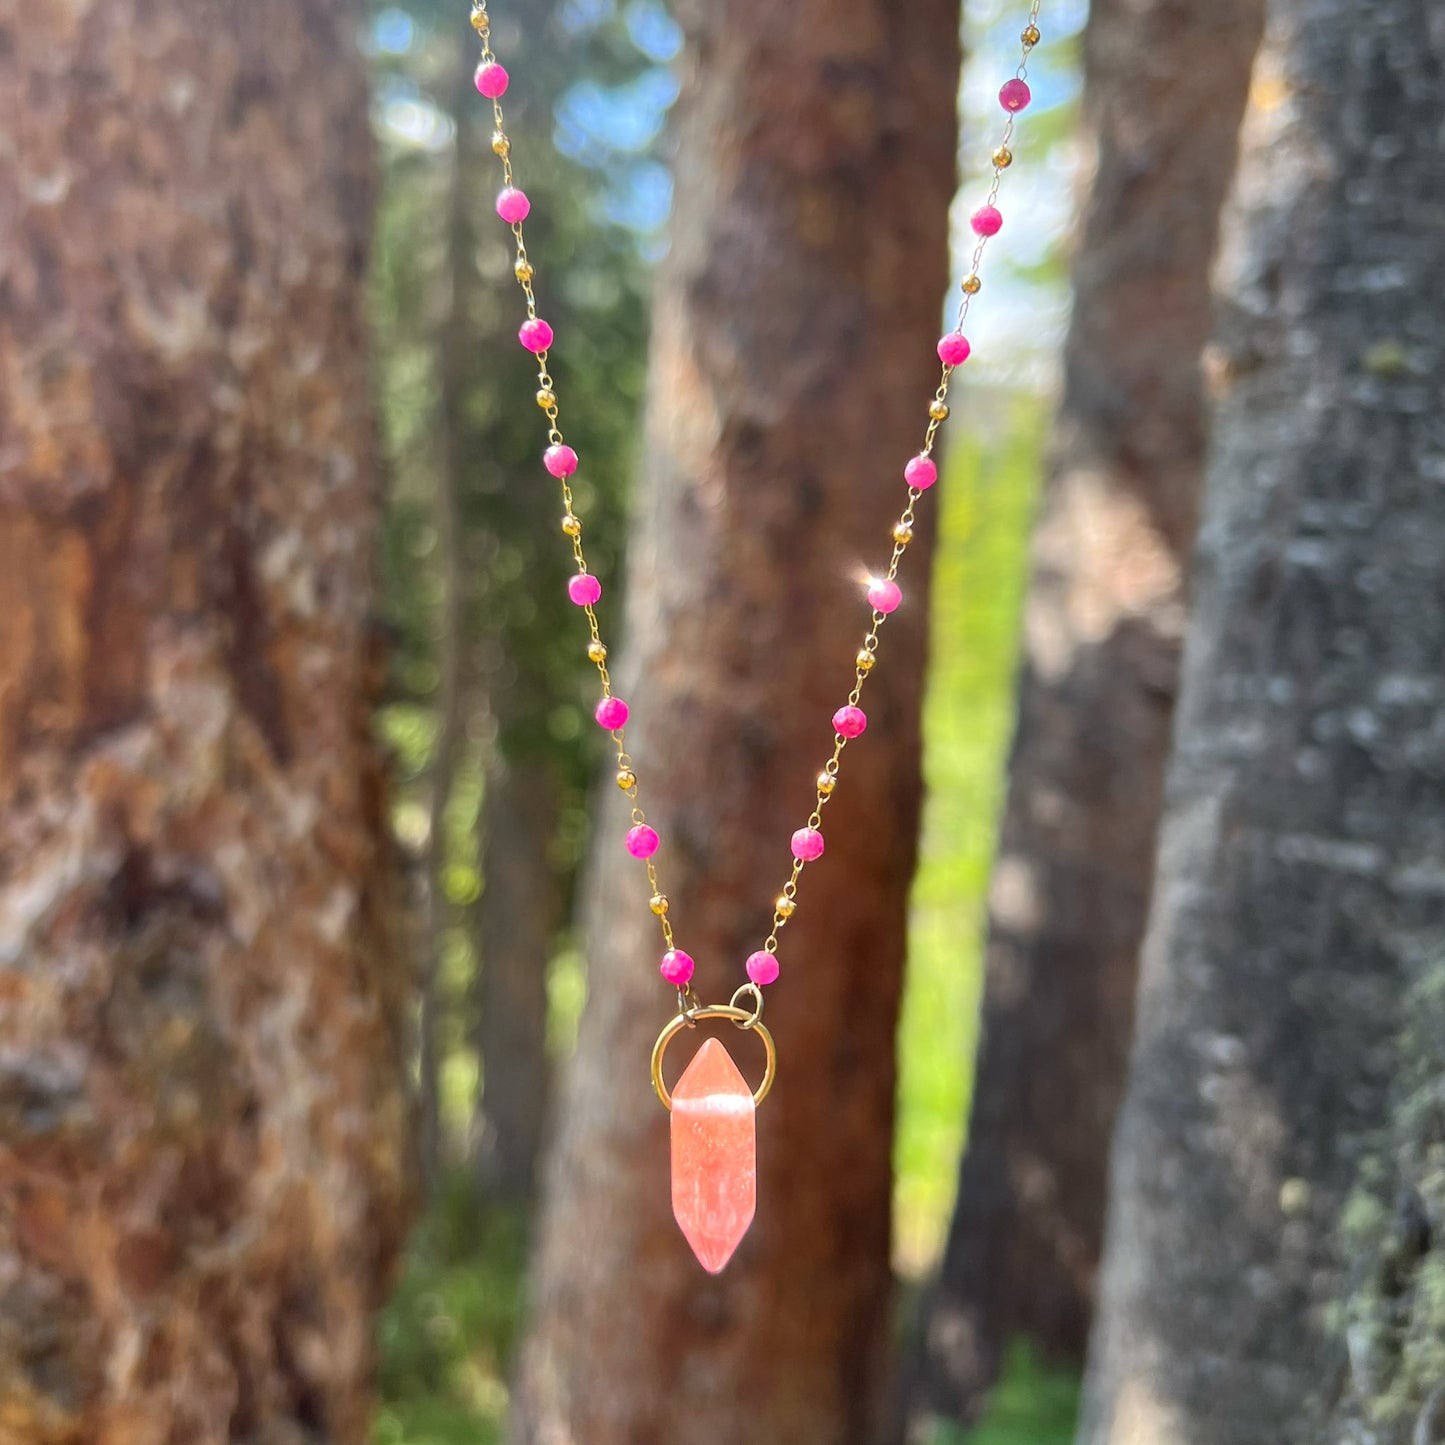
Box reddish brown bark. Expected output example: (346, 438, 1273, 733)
(908, 0, 1264, 1422)
(0, 3, 410, 1441)
(510, 1, 959, 1441)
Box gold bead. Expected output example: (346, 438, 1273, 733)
(893, 521, 914, 545)
(775, 896, 797, 920)
(588, 640, 608, 664)
(616, 767, 637, 791)
(929, 399, 950, 421)
(470, 10, 489, 33)
(816, 773, 837, 796)
(536, 388, 557, 410)
(649, 893, 669, 916)
(962, 274, 982, 295)
(562, 515, 582, 537)
(1022, 23, 1041, 46)
(856, 648, 876, 672)
(993, 146, 1013, 169)
(491, 131, 510, 157)
(514, 258, 534, 284)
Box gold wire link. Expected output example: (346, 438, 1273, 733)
(472, 0, 1043, 1000)
(471, 0, 677, 962)
(752, 6, 1044, 965)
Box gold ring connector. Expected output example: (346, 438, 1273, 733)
(651, 1005, 776, 1111)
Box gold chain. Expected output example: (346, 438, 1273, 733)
(468, 1, 1042, 1005)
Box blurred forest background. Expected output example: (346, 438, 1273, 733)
(368, 0, 1079, 1439)
(3, 0, 1443, 1444)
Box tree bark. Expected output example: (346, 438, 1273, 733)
(1078, 2, 1445, 1442)
(511, 0, 959, 1440)
(908, 0, 1264, 1421)
(474, 754, 558, 1204)
(419, 50, 476, 1194)
(0, 4, 411, 1442)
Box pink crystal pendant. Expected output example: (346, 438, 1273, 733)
(670, 1038, 757, 1273)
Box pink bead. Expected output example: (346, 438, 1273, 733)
(970, 204, 1003, 237)
(660, 949, 695, 986)
(568, 572, 601, 606)
(594, 695, 629, 730)
(519, 318, 553, 353)
(544, 444, 578, 477)
(475, 61, 509, 98)
(746, 950, 780, 987)
(868, 578, 902, 614)
(626, 824, 659, 859)
(999, 78, 1031, 112)
(905, 454, 938, 489)
(496, 186, 531, 224)
(937, 332, 971, 366)
(791, 827, 825, 862)
(833, 705, 868, 739)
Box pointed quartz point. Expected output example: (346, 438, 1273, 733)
(670, 1036, 757, 1273)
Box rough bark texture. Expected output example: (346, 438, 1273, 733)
(909, 0, 1265, 1420)
(1078, 2, 1445, 1442)
(0, 4, 411, 1442)
(511, 0, 959, 1440)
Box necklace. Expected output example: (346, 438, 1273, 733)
(466, 0, 1043, 1273)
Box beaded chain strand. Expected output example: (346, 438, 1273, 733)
(468, 1, 1043, 1014)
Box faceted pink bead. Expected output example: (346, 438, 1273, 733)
(496, 186, 531, 224)
(519, 317, 553, 353)
(971, 204, 1003, 237)
(905, 454, 938, 489)
(660, 948, 695, 986)
(544, 444, 578, 477)
(791, 826, 825, 862)
(833, 705, 867, 739)
(671, 1037, 756, 1273)
(937, 332, 971, 366)
(626, 824, 659, 859)
(999, 78, 1032, 112)
(475, 61, 509, 98)
(868, 577, 902, 614)
(568, 572, 601, 606)
(745, 950, 780, 987)
(594, 695, 629, 730)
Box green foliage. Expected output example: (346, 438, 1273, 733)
(894, 395, 1043, 1273)
(924, 1341, 1080, 1445)
(1331, 961, 1445, 1439)
(374, 1177, 528, 1445)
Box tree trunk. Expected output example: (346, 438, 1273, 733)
(908, 0, 1264, 1421)
(419, 51, 477, 1193)
(0, 4, 411, 1442)
(511, 0, 959, 1439)
(474, 754, 558, 1204)
(1078, 2, 1445, 1442)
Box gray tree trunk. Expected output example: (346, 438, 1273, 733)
(0, 2, 411, 1440)
(1078, 2, 1445, 1442)
(909, 0, 1263, 1422)
(510, 0, 959, 1439)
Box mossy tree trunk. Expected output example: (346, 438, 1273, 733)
(907, 0, 1264, 1422)
(1078, 2, 1445, 1441)
(0, 3, 410, 1440)
(511, 0, 959, 1439)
